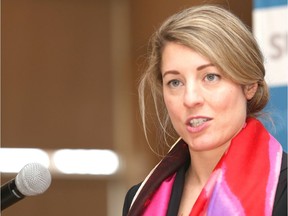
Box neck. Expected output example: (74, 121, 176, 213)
(187, 142, 230, 186)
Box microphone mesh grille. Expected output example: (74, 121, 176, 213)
(15, 163, 52, 196)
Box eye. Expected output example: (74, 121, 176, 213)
(167, 79, 182, 88)
(205, 73, 220, 82)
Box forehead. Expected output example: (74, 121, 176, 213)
(161, 42, 212, 72)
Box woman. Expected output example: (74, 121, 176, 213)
(123, 5, 287, 216)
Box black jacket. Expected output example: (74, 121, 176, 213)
(123, 152, 287, 216)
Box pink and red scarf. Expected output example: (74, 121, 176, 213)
(128, 118, 283, 215)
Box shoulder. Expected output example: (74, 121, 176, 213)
(278, 151, 287, 187)
(122, 183, 142, 216)
(272, 151, 287, 216)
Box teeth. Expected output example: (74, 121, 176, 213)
(190, 118, 208, 127)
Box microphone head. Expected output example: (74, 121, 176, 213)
(15, 163, 52, 196)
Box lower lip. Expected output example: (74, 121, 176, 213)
(186, 121, 209, 133)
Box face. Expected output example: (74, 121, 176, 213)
(161, 42, 252, 152)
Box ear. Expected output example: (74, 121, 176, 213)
(244, 83, 258, 100)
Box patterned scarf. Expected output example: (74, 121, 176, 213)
(128, 118, 283, 215)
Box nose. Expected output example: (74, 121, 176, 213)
(183, 84, 204, 108)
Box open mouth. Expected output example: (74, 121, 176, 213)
(189, 118, 210, 127)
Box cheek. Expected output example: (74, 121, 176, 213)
(163, 91, 174, 110)
(163, 95, 181, 120)
(214, 88, 247, 112)
(164, 97, 176, 114)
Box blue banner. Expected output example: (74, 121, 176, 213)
(254, 0, 287, 8)
(253, 0, 288, 152)
(264, 86, 287, 152)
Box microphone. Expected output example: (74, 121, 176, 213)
(1, 163, 52, 211)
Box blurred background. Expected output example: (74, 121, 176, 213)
(1, 0, 286, 216)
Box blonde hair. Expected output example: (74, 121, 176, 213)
(138, 5, 269, 148)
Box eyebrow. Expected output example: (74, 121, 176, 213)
(162, 70, 179, 78)
(162, 63, 215, 78)
(196, 63, 215, 71)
